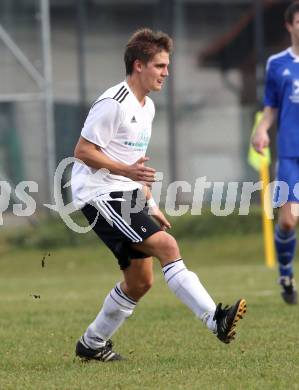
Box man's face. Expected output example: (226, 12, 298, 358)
(286, 12, 299, 43)
(139, 50, 170, 92)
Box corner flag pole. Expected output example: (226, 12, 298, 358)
(260, 160, 276, 268)
(248, 111, 276, 269)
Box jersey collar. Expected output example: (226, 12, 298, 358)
(124, 80, 148, 108)
(288, 47, 299, 62)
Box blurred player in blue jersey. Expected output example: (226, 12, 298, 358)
(252, 1, 299, 304)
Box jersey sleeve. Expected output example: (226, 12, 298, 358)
(264, 59, 279, 108)
(81, 98, 122, 148)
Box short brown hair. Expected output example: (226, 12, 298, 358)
(285, 1, 299, 24)
(124, 28, 173, 75)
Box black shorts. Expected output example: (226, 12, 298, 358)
(82, 189, 161, 270)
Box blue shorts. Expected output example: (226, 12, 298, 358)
(273, 157, 299, 205)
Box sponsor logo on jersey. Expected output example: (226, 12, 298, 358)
(290, 79, 299, 103)
(124, 129, 150, 150)
(293, 79, 299, 94)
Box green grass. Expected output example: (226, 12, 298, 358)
(0, 234, 298, 389)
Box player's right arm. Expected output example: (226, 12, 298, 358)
(74, 137, 155, 185)
(251, 106, 277, 155)
(74, 98, 155, 186)
(252, 56, 279, 155)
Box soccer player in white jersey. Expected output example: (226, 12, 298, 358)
(252, 2, 299, 304)
(72, 28, 246, 362)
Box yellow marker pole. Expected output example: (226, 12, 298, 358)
(248, 111, 276, 269)
(260, 161, 276, 268)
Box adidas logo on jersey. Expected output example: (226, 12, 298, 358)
(131, 116, 137, 123)
(282, 68, 291, 76)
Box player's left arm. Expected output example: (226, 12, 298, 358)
(143, 186, 171, 230)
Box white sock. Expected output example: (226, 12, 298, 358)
(84, 282, 136, 349)
(163, 259, 217, 332)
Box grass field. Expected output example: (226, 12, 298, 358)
(1, 233, 299, 389)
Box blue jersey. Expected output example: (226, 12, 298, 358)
(264, 48, 299, 157)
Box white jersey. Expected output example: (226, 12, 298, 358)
(71, 81, 155, 208)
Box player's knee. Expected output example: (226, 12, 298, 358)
(126, 275, 153, 299)
(279, 219, 297, 232)
(138, 277, 153, 295)
(158, 232, 179, 258)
